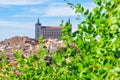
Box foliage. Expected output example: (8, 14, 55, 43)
(0, 0, 120, 79)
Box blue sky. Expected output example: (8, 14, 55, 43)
(0, 0, 95, 41)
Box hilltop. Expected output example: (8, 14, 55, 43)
(0, 36, 66, 61)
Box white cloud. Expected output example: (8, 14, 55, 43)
(0, 5, 11, 8)
(12, 2, 77, 17)
(0, 0, 50, 5)
(12, 14, 36, 18)
(43, 2, 96, 17)
(0, 20, 35, 41)
(49, 2, 66, 6)
(44, 6, 76, 17)
(45, 2, 96, 17)
(0, 21, 34, 28)
(12, 7, 43, 18)
(11, 2, 96, 18)
(30, 8, 40, 13)
(44, 2, 76, 17)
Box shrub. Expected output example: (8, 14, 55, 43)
(0, 0, 120, 79)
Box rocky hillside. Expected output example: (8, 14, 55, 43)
(0, 36, 39, 54)
(0, 36, 66, 62)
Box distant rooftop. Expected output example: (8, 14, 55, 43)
(41, 26, 63, 29)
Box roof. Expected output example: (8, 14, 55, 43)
(35, 18, 41, 25)
(41, 26, 63, 29)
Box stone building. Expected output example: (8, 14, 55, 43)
(35, 18, 71, 40)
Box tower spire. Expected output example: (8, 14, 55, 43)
(37, 17, 40, 23)
(36, 17, 41, 26)
(68, 18, 72, 26)
(68, 18, 71, 24)
(68, 18, 72, 34)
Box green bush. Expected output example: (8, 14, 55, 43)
(0, 0, 120, 79)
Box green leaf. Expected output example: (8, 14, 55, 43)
(75, 4, 81, 8)
(14, 51, 20, 59)
(84, 9, 89, 15)
(109, 17, 118, 25)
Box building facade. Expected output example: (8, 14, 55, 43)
(35, 18, 64, 40)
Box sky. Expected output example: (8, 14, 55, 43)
(0, 0, 95, 41)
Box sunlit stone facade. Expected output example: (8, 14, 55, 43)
(35, 18, 64, 40)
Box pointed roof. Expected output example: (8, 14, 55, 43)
(68, 18, 72, 26)
(37, 17, 40, 23)
(36, 17, 41, 26)
(68, 18, 71, 24)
